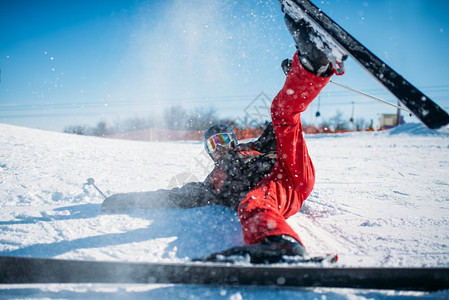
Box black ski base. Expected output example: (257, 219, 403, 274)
(0, 256, 448, 291)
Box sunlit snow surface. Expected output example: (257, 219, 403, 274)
(0, 123, 448, 298)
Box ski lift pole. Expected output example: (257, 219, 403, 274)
(84, 178, 107, 199)
(350, 101, 355, 123)
(330, 80, 413, 115)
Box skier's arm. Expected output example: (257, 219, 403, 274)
(101, 189, 175, 212)
(101, 181, 217, 212)
(238, 122, 276, 153)
(167, 180, 217, 208)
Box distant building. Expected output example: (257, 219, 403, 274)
(380, 113, 405, 130)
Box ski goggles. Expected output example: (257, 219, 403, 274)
(205, 133, 232, 153)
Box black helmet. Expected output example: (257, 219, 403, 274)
(203, 124, 238, 158)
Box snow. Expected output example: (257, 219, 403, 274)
(0, 122, 448, 298)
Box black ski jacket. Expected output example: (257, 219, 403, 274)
(167, 122, 277, 210)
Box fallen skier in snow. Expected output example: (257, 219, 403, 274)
(102, 13, 346, 263)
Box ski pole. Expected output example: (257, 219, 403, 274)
(84, 178, 107, 199)
(330, 80, 413, 115)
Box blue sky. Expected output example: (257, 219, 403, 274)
(1, 0, 448, 131)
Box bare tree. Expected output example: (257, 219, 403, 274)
(164, 106, 189, 130)
(323, 110, 350, 131)
(63, 125, 89, 135)
(353, 117, 368, 131)
(187, 106, 218, 130)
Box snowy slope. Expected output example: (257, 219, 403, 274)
(0, 123, 448, 299)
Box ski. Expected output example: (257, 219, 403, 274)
(280, 0, 449, 130)
(1, 256, 448, 291)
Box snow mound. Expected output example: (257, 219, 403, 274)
(387, 122, 449, 136)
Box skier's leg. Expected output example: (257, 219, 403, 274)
(238, 52, 331, 246)
(271, 52, 330, 194)
(238, 165, 303, 245)
(227, 10, 347, 259)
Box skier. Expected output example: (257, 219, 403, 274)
(102, 14, 345, 263)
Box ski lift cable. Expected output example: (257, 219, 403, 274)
(330, 80, 412, 114)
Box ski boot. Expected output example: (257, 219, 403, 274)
(194, 235, 307, 264)
(284, 14, 347, 76)
(261, 234, 307, 257)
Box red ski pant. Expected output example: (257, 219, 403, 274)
(238, 52, 331, 246)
